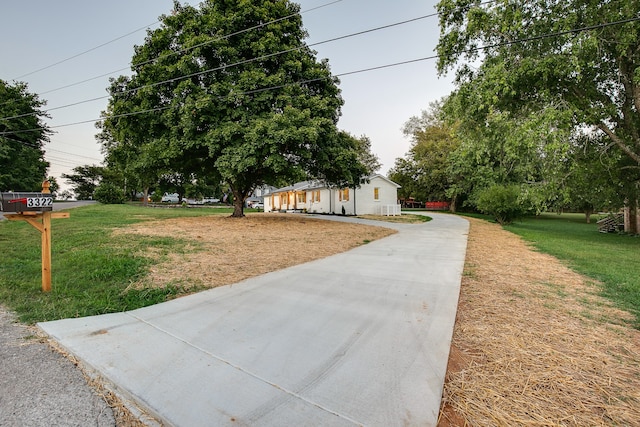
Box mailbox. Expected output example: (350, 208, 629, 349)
(0, 192, 53, 212)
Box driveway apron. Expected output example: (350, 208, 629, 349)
(39, 213, 469, 426)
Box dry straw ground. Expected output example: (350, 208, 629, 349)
(116, 213, 396, 291)
(439, 218, 640, 426)
(115, 213, 640, 426)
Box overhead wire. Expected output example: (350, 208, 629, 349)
(2, 0, 343, 103)
(2, 10, 638, 138)
(0, 0, 342, 116)
(10, 20, 163, 81)
(1, 134, 102, 163)
(0, 11, 437, 123)
(46, 147, 102, 162)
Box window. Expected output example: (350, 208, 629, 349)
(297, 192, 306, 203)
(280, 193, 287, 206)
(339, 188, 349, 202)
(315, 190, 321, 202)
(374, 187, 380, 200)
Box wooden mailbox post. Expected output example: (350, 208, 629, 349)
(1, 181, 69, 292)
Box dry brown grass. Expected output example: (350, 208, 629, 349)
(438, 218, 640, 426)
(115, 213, 396, 292)
(357, 213, 431, 223)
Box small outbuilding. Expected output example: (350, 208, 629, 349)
(264, 174, 401, 216)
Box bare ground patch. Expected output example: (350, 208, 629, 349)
(114, 213, 396, 292)
(438, 218, 640, 426)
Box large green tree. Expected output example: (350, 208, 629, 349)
(62, 165, 105, 200)
(436, 0, 640, 229)
(442, 91, 573, 213)
(390, 101, 460, 207)
(97, 76, 168, 206)
(560, 134, 628, 222)
(0, 80, 50, 191)
(101, 0, 367, 217)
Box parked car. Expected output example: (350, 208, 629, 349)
(161, 193, 180, 203)
(252, 202, 264, 210)
(203, 197, 220, 204)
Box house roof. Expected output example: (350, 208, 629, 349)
(368, 174, 401, 188)
(269, 180, 323, 193)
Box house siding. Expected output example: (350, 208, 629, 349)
(264, 175, 400, 215)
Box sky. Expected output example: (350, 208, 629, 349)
(1, 0, 456, 193)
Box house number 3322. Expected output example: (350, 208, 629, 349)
(26, 197, 53, 208)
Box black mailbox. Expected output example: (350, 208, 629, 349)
(0, 192, 53, 212)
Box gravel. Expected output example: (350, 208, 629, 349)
(0, 306, 115, 427)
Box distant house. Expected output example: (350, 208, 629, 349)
(264, 174, 401, 215)
(245, 185, 278, 207)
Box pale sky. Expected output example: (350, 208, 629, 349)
(1, 0, 454, 192)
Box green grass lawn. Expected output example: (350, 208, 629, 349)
(503, 213, 640, 328)
(0, 204, 234, 324)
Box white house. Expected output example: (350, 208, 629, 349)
(263, 174, 401, 215)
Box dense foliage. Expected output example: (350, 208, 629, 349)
(389, 101, 459, 207)
(0, 80, 50, 191)
(391, 1, 639, 225)
(94, 182, 127, 204)
(432, 0, 640, 227)
(61, 165, 105, 200)
(99, 0, 371, 217)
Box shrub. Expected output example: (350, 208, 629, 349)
(475, 184, 526, 225)
(94, 183, 127, 204)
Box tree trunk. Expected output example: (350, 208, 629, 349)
(231, 189, 245, 218)
(585, 209, 592, 224)
(142, 187, 149, 207)
(626, 203, 638, 234)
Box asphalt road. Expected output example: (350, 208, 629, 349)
(1, 200, 112, 425)
(0, 307, 115, 426)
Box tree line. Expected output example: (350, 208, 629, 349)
(3, 0, 638, 227)
(390, 0, 640, 229)
(2, 0, 379, 217)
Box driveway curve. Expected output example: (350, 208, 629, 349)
(39, 213, 469, 427)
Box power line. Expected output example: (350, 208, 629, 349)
(0, 0, 343, 113)
(46, 147, 102, 162)
(0, 11, 436, 122)
(2, 14, 638, 137)
(0, 54, 444, 136)
(10, 20, 162, 81)
(5, 0, 343, 103)
(0, 134, 43, 149)
(130, 0, 344, 70)
(1, 133, 102, 164)
(46, 156, 95, 168)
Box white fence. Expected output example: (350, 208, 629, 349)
(378, 204, 401, 216)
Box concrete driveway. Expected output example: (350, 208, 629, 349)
(39, 213, 469, 426)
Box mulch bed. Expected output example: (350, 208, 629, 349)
(438, 218, 640, 426)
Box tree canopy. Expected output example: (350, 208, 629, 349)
(62, 165, 105, 200)
(389, 100, 460, 206)
(99, 0, 371, 216)
(433, 0, 640, 226)
(0, 80, 50, 191)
